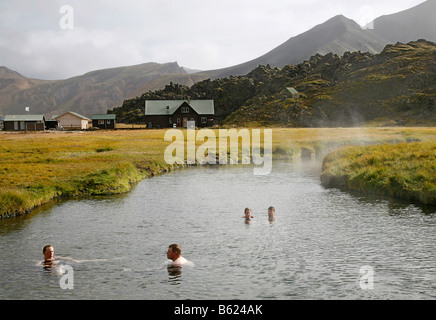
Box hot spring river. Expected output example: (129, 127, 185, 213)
(0, 161, 435, 300)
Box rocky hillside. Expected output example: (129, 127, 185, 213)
(197, 0, 436, 80)
(112, 40, 436, 127)
(2, 1, 434, 119)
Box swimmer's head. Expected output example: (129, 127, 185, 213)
(268, 206, 275, 221)
(43, 245, 54, 261)
(244, 208, 252, 219)
(167, 244, 182, 261)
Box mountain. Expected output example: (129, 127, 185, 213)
(198, 15, 388, 79)
(224, 40, 436, 127)
(0, 67, 49, 116)
(199, 0, 436, 79)
(0, 63, 209, 118)
(372, 0, 436, 44)
(114, 40, 436, 127)
(1, 0, 435, 118)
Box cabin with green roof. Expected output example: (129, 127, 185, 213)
(145, 100, 215, 129)
(91, 114, 116, 129)
(3, 114, 46, 131)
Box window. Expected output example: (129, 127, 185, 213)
(169, 118, 172, 124)
(106, 120, 111, 124)
(201, 117, 207, 124)
(177, 118, 181, 124)
(98, 120, 104, 125)
(181, 107, 190, 113)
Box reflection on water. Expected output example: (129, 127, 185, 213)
(0, 161, 435, 300)
(168, 266, 183, 285)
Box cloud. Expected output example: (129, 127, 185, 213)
(0, 27, 145, 79)
(0, 0, 428, 80)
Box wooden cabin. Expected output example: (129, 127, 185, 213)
(145, 100, 215, 129)
(91, 114, 116, 129)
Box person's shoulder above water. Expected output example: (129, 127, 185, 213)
(172, 256, 194, 267)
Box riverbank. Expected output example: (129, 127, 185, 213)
(1, 127, 436, 218)
(320, 141, 436, 206)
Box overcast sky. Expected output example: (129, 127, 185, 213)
(0, 0, 427, 80)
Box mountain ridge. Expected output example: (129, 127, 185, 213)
(112, 40, 436, 127)
(198, 15, 388, 80)
(373, 0, 436, 44)
(1, 0, 435, 118)
(0, 62, 210, 118)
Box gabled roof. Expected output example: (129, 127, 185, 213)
(54, 111, 90, 120)
(4, 114, 45, 121)
(287, 87, 299, 95)
(145, 100, 214, 116)
(91, 114, 116, 120)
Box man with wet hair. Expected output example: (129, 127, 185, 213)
(43, 244, 55, 263)
(167, 244, 191, 267)
(38, 245, 80, 267)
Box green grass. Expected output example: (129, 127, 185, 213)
(0, 130, 173, 218)
(1, 127, 436, 217)
(321, 141, 436, 205)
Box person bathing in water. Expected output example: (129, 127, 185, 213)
(268, 206, 275, 222)
(166, 244, 193, 267)
(38, 244, 108, 268)
(38, 244, 80, 268)
(243, 208, 254, 222)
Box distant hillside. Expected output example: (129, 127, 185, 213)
(0, 63, 208, 118)
(113, 40, 436, 127)
(373, 0, 436, 44)
(199, 15, 387, 79)
(0, 67, 49, 116)
(197, 0, 436, 79)
(1, 1, 434, 118)
(226, 40, 436, 127)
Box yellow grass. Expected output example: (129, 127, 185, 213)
(1, 127, 435, 217)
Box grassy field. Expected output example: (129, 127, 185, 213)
(1, 127, 435, 218)
(321, 141, 436, 206)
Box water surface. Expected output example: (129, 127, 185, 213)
(0, 161, 435, 299)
